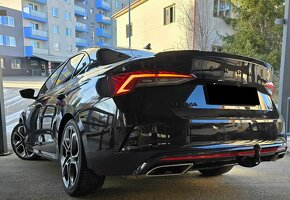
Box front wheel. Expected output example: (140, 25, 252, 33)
(198, 165, 234, 176)
(60, 119, 105, 196)
(11, 123, 39, 160)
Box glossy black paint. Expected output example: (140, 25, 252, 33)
(18, 48, 287, 176)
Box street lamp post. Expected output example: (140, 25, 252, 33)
(0, 62, 9, 156)
(0, 9, 10, 156)
(279, 0, 290, 135)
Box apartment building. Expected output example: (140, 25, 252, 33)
(0, 0, 128, 76)
(113, 0, 234, 52)
(0, 1, 27, 76)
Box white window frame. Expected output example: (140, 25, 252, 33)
(0, 58, 5, 69)
(52, 8, 59, 17)
(11, 59, 21, 69)
(52, 25, 60, 34)
(213, 0, 233, 18)
(164, 4, 175, 25)
(65, 28, 72, 36)
(53, 42, 60, 52)
(0, 35, 4, 46)
(65, 11, 71, 21)
(7, 16, 15, 27)
(6, 36, 16, 47)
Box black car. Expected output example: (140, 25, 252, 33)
(11, 48, 287, 196)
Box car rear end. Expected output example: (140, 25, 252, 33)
(96, 50, 287, 176)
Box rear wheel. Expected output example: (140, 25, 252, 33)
(198, 165, 234, 176)
(11, 123, 39, 160)
(60, 119, 105, 196)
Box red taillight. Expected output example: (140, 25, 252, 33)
(110, 71, 195, 96)
(265, 82, 275, 97)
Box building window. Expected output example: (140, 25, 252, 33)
(65, 28, 72, 36)
(7, 16, 15, 27)
(67, 45, 73, 53)
(64, 11, 71, 20)
(11, 59, 21, 69)
(29, 22, 39, 30)
(115, 0, 120, 8)
(0, 58, 5, 69)
(52, 8, 59, 17)
(126, 23, 132, 38)
(52, 25, 60, 34)
(6, 36, 16, 47)
(53, 42, 60, 52)
(29, 3, 38, 11)
(0, 35, 3, 46)
(0, 16, 15, 27)
(64, 0, 70, 4)
(213, 0, 233, 18)
(164, 5, 175, 25)
(31, 41, 40, 48)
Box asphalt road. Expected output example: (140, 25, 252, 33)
(2, 76, 44, 148)
(0, 153, 289, 200)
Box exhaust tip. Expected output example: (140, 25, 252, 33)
(146, 163, 193, 177)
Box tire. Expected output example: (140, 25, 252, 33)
(11, 123, 39, 160)
(59, 119, 105, 196)
(198, 165, 234, 177)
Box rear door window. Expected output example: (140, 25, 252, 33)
(74, 54, 90, 76)
(38, 63, 65, 95)
(55, 54, 84, 86)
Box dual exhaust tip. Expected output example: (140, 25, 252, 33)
(146, 163, 193, 177)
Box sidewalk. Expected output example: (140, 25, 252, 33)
(2, 76, 46, 89)
(3, 76, 47, 82)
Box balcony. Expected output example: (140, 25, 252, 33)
(75, 22, 88, 32)
(74, 5, 87, 17)
(96, 41, 109, 47)
(96, 13, 111, 25)
(76, 38, 89, 47)
(96, 0, 111, 11)
(25, 46, 48, 57)
(24, 27, 48, 41)
(96, 28, 112, 38)
(31, 0, 47, 4)
(23, 7, 47, 23)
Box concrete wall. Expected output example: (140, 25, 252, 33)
(0, 0, 22, 11)
(46, 0, 76, 56)
(114, 0, 234, 52)
(0, 6, 24, 57)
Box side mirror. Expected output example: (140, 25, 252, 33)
(19, 89, 36, 99)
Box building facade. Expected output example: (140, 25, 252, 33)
(0, 0, 128, 76)
(113, 0, 234, 52)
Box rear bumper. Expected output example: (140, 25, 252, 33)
(86, 138, 287, 176)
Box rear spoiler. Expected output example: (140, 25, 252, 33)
(155, 50, 273, 84)
(155, 50, 273, 70)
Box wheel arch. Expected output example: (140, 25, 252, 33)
(57, 113, 85, 151)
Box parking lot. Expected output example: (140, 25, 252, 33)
(0, 153, 289, 200)
(1, 77, 290, 200)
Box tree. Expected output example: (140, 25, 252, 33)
(222, 0, 284, 70)
(177, 0, 221, 51)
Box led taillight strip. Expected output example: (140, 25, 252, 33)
(116, 73, 194, 95)
(159, 146, 287, 162)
